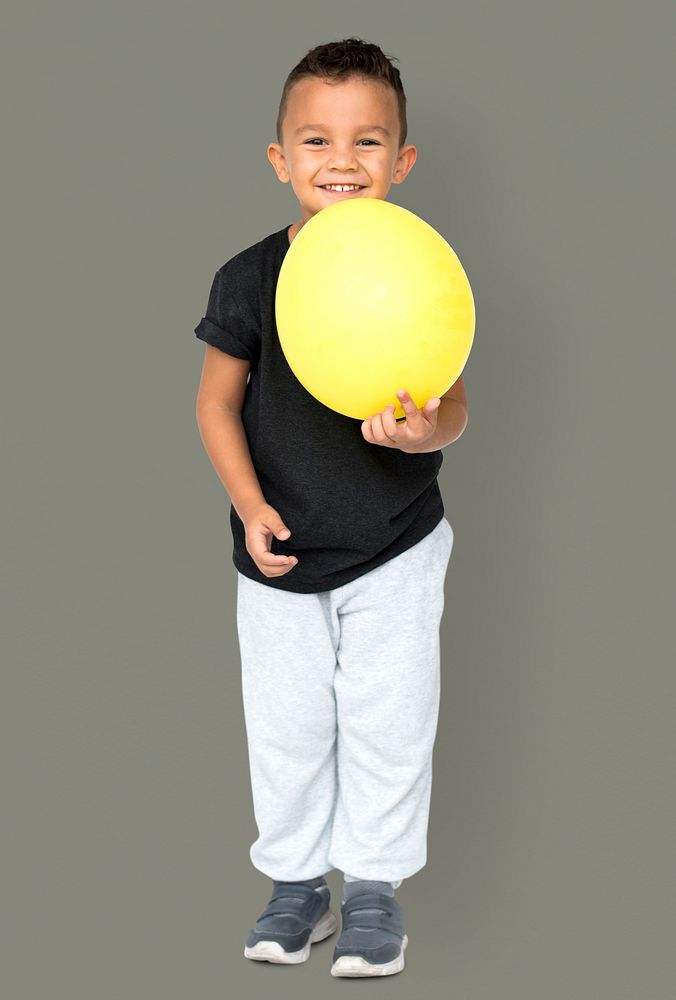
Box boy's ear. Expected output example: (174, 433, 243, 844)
(391, 144, 418, 184)
(267, 143, 290, 182)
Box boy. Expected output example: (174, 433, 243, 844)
(194, 37, 468, 978)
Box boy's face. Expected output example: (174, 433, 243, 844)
(267, 75, 417, 234)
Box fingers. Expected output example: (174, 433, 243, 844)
(258, 551, 298, 577)
(395, 389, 424, 426)
(248, 520, 298, 577)
(379, 402, 399, 440)
(361, 389, 443, 453)
(363, 390, 418, 444)
(370, 404, 398, 444)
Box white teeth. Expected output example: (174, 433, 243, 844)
(322, 185, 361, 191)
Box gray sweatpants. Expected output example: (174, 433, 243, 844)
(235, 515, 454, 884)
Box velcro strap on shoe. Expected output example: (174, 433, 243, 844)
(270, 883, 324, 903)
(264, 884, 324, 921)
(342, 892, 404, 937)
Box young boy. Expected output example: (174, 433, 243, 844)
(194, 37, 468, 978)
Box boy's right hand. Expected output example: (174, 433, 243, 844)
(243, 503, 298, 577)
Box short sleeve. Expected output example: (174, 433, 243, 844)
(193, 262, 261, 363)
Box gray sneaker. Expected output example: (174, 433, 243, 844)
(331, 889, 408, 977)
(244, 880, 337, 964)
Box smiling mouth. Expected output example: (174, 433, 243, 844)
(318, 185, 365, 192)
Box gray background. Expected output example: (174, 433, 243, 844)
(2, 1, 674, 997)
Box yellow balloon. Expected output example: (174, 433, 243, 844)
(275, 197, 475, 421)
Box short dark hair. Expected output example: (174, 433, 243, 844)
(276, 37, 408, 148)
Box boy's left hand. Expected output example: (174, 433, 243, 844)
(360, 389, 441, 451)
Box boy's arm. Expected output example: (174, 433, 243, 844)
(195, 345, 266, 522)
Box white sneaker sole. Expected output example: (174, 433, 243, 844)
(244, 907, 338, 964)
(330, 933, 409, 977)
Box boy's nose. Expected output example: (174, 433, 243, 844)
(327, 149, 360, 170)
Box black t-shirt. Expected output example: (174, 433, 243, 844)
(194, 223, 446, 594)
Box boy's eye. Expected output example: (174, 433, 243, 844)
(304, 138, 380, 146)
